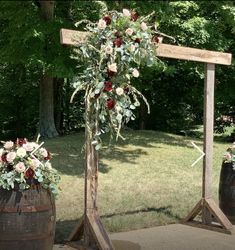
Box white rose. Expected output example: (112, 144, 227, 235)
(108, 63, 117, 73)
(140, 22, 148, 31)
(116, 87, 124, 96)
(45, 162, 52, 169)
(123, 9, 131, 17)
(97, 19, 107, 30)
(6, 152, 16, 163)
(4, 141, 14, 150)
(0, 148, 4, 156)
(125, 28, 134, 36)
(39, 148, 48, 158)
(16, 147, 27, 158)
(23, 143, 34, 152)
(132, 68, 140, 78)
(105, 45, 113, 55)
(15, 162, 26, 173)
(129, 44, 136, 52)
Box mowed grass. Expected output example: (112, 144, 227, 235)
(44, 130, 231, 243)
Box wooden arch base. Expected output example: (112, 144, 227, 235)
(184, 198, 234, 234)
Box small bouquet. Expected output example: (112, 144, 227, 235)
(223, 142, 235, 165)
(0, 138, 60, 196)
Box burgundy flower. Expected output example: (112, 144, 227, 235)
(103, 15, 112, 25)
(104, 81, 113, 92)
(107, 70, 116, 78)
(25, 168, 35, 178)
(113, 37, 123, 47)
(16, 138, 27, 146)
(1, 153, 7, 163)
(107, 99, 115, 110)
(44, 151, 51, 161)
(114, 31, 121, 38)
(131, 12, 138, 21)
(153, 36, 160, 43)
(134, 38, 141, 44)
(124, 87, 130, 94)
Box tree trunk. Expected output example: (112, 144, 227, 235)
(39, 0, 58, 138)
(54, 77, 64, 134)
(39, 74, 58, 138)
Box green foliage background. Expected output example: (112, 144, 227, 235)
(0, 1, 234, 139)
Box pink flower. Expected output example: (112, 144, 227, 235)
(108, 63, 117, 73)
(4, 141, 14, 150)
(224, 152, 232, 162)
(31, 158, 40, 169)
(97, 19, 107, 30)
(140, 22, 148, 31)
(105, 45, 113, 55)
(116, 87, 124, 95)
(132, 68, 140, 78)
(123, 9, 131, 17)
(125, 28, 134, 36)
(15, 162, 26, 173)
(6, 152, 16, 163)
(23, 143, 34, 152)
(39, 148, 48, 158)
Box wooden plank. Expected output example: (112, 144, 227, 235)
(203, 63, 215, 200)
(156, 44, 232, 65)
(184, 221, 234, 235)
(205, 198, 233, 230)
(67, 217, 84, 242)
(60, 29, 90, 46)
(87, 214, 114, 250)
(60, 29, 232, 65)
(184, 199, 202, 222)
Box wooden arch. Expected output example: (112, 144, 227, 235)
(60, 28, 233, 250)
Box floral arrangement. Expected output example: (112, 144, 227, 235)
(223, 142, 235, 165)
(0, 138, 60, 196)
(72, 8, 164, 149)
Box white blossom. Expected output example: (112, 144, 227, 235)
(105, 45, 113, 54)
(6, 152, 16, 163)
(15, 162, 26, 173)
(108, 63, 117, 72)
(97, 19, 107, 30)
(16, 147, 27, 158)
(123, 9, 131, 17)
(4, 141, 14, 150)
(125, 28, 134, 36)
(132, 68, 140, 78)
(141, 22, 148, 31)
(116, 87, 124, 95)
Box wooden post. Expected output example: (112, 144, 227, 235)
(184, 63, 234, 234)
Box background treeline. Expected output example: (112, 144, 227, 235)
(0, 1, 234, 140)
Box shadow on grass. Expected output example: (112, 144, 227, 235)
(46, 130, 199, 176)
(55, 205, 180, 243)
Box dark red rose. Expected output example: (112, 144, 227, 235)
(25, 168, 35, 178)
(134, 38, 141, 44)
(107, 69, 116, 78)
(16, 138, 27, 146)
(104, 81, 113, 92)
(124, 87, 130, 94)
(107, 99, 115, 110)
(103, 15, 112, 25)
(1, 153, 7, 162)
(131, 11, 138, 21)
(44, 151, 51, 160)
(153, 36, 162, 43)
(113, 37, 122, 47)
(114, 31, 121, 37)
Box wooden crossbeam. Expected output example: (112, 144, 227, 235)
(60, 28, 232, 65)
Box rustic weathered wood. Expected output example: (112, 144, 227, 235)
(0, 187, 56, 250)
(67, 217, 84, 242)
(183, 199, 202, 222)
(60, 29, 232, 65)
(156, 44, 232, 65)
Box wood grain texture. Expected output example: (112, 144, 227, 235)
(60, 29, 232, 65)
(156, 44, 232, 65)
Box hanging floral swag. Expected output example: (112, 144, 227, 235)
(72, 8, 165, 150)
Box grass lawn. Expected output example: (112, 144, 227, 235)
(44, 130, 232, 243)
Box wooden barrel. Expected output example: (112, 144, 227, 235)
(219, 161, 235, 224)
(0, 185, 56, 250)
